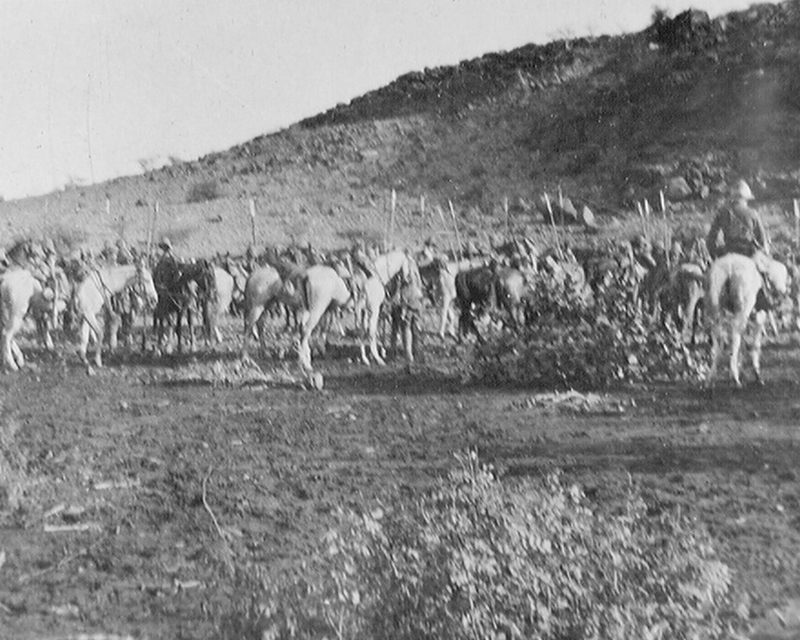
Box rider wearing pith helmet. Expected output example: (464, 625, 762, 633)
(707, 179, 780, 309)
(706, 179, 769, 258)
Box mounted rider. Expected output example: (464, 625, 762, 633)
(706, 180, 778, 308)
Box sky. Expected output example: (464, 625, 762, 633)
(0, 0, 756, 200)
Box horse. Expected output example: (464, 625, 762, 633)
(668, 262, 705, 345)
(704, 253, 789, 388)
(74, 261, 158, 368)
(496, 266, 526, 330)
(296, 265, 351, 371)
(0, 269, 58, 370)
(418, 256, 487, 339)
(204, 266, 235, 345)
(239, 264, 284, 358)
(153, 259, 216, 353)
(355, 249, 413, 365)
(454, 263, 500, 343)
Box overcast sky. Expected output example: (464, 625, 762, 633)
(0, 0, 754, 200)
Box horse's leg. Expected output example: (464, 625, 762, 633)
(300, 303, 327, 372)
(187, 308, 196, 353)
(257, 308, 270, 355)
(39, 317, 54, 352)
(403, 314, 414, 366)
(240, 304, 262, 358)
(78, 319, 91, 365)
(175, 309, 184, 354)
(767, 310, 779, 338)
(438, 297, 449, 339)
(705, 321, 722, 388)
(88, 314, 105, 367)
(107, 311, 121, 351)
(729, 314, 748, 388)
(367, 292, 386, 366)
(11, 338, 24, 370)
(3, 321, 20, 371)
(317, 311, 330, 358)
(751, 310, 767, 385)
(684, 287, 701, 344)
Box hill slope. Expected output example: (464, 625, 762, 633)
(4, 1, 800, 255)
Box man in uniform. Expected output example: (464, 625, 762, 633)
(153, 237, 180, 294)
(707, 180, 769, 258)
(706, 179, 777, 307)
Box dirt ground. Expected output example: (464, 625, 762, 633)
(2, 317, 800, 640)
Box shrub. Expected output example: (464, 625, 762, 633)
(186, 179, 222, 203)
(224, 452, 738, 640)
(469, 270, 707, 389)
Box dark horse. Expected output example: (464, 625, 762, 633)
(153, 258, 216, 353)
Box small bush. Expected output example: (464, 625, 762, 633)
(469, 270, 706, 389)
(186, 179, 222, 203)
(225, 452, 738, 640)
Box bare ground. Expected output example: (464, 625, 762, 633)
(2, 320, 800, 640)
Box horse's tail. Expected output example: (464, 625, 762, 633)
(704, 260, 728, 322)
(300, 273, 312, 312)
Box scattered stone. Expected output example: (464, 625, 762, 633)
(666, 176, 693, 200)
(513, 390, 627, 414)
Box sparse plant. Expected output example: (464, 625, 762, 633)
(186, 179, 222, 204)
(469, 270, 706, 389)
(225, 452, 738, 640)
(651, 5, 671, 28)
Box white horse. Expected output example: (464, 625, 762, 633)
(74, 261, 158, 368)
(295, 265, 351, 371)
(356, 249, 414, 365)
(704, 252, 789, 388)
(239, 264, 284, 358)
(204, 266, 234, 345)
(0, 269, 58, 370)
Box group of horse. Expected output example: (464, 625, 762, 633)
(0, 243, 426, 375)
(0, 234, 794, 388)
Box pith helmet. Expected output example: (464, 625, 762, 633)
(733, 180, 754, 201)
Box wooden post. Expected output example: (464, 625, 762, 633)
(636, 201, 646, 240)
(249, 198, 257, 248)
(436, 205, 457, 261)
(387, 189, 397, 251)
(146, 200, 159, 259)
(49, 253, 58, 330)
(504, 196, 510, 238)
(448, 200, 463, 262)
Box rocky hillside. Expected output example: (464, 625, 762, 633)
(3, 1, 800, 255)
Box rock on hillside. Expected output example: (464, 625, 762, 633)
(3, 2, 800, 255)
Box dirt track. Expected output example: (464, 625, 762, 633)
(2, 328, 800, 640)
